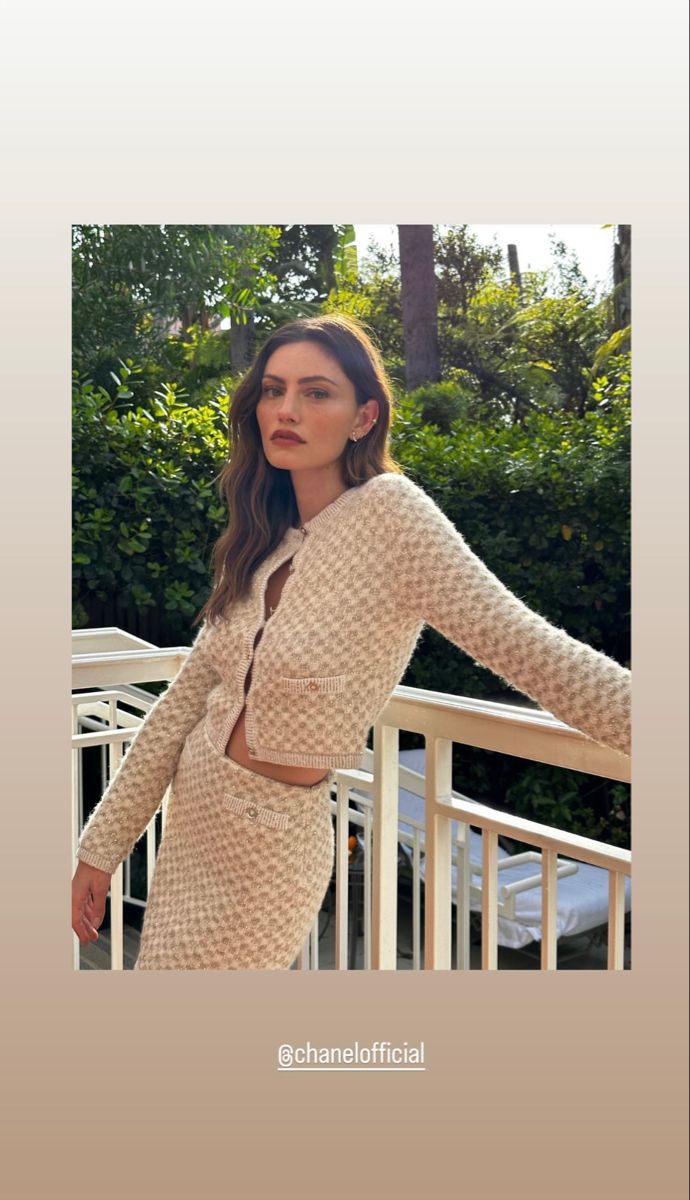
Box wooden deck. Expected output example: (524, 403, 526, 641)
(79, 924, 141, 970)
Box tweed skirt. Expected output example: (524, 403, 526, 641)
(133, 716, 335, 970)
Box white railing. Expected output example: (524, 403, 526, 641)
(72, 631, 631, 972)
(361, 687, 630, 971)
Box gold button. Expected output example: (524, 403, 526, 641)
(308, 681, 319, 692)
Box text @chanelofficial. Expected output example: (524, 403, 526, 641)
(277, 1041, 425, 1070)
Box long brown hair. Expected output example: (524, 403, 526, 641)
(194, 312, 404, 626)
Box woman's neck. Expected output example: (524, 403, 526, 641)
(290, 469, 350, 527)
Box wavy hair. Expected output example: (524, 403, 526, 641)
(194, 312, 404, 626)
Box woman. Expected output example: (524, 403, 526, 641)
(72, 313, 631, 969)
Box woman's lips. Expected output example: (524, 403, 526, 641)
(271, 434, 305, 444)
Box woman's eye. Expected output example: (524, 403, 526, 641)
(261, 386, 329, 400)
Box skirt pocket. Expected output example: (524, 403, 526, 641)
(220, 789, 305, 905)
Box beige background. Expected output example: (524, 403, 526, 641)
(1, 2, 688, 1196)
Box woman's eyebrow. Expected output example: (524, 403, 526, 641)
(262, 373, 340, 387)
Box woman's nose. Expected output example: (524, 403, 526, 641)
(276, 389, 301, 417)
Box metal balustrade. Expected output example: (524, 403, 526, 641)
(72, 630, 631, 971)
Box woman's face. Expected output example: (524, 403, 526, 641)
(255, 340, 377, 476)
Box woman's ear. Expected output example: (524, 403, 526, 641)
(363, 399, 380, 427)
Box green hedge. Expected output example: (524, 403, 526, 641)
(72, 373, 228, 645)
(393, 370, 630, 684)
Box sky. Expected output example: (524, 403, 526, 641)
(354, 224, 617, 295)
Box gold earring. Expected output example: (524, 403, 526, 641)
(350, 417, 378, 441)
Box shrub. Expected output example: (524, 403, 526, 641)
(72, 372, 228, 644)
(406, 379, 480, 433)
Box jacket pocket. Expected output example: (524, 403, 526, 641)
(279, 674, 347, 695)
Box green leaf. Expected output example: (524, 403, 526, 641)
(528, 360, 556, 372)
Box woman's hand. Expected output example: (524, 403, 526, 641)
(72, 860, 111, 946)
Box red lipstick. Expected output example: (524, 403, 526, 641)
(271, 431, 305, 444)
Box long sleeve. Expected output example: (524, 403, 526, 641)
(391, 478, 631, 756)
(76, 623, 221, 874)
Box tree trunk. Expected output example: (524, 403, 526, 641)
(507, 244, 523, 297)
(230, 310, 256, 373)
(316, 227, 339, 294)
(613, 225, 631, 330)
(397, 225, 440, 390)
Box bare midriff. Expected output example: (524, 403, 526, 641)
(224, 555, 331, 788)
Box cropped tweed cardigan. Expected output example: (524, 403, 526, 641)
(77, 471, 631, 876)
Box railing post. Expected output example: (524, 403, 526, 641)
(455, 821, 471, 970)
(608, 872, 627, 970)
(371, 722, 400, 970)
(412, 828, 423, 970)
(107, 738, 124, 971)
(481, 830, 499, 970)
(541, 849, 559, 969)
(107, 864, 123, 970)
(362, 802, 373, 970)
(424, 737, 453, 970)
(334, 774, 351, 970)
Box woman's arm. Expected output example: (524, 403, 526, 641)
(391, 477, 631, 756)
(76, 623, 221, 875)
